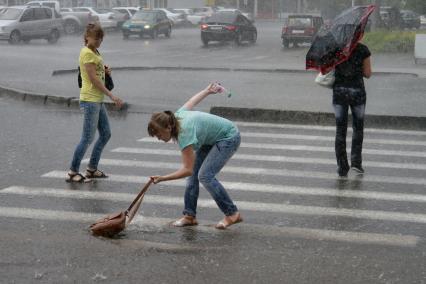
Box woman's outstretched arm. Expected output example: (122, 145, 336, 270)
(182, 83, 219, 110)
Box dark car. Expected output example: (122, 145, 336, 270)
(281, 14, 323, 48)
(200, 11, 257, 46)
(121, 10, 171, 39)
(400, 10, 421, 29)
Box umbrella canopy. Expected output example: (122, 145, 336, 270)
(306, 5, 375, 74)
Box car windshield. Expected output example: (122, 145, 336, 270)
(132, 12, 155, 21)
(288, 17, 312, 27)
(95, 8, 112, 14)
(205, 12, 236, 23)
(0, 8, 23, 20)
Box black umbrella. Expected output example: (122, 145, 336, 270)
(306, 5, 375, 74)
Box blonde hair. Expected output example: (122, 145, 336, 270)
(84, 23, 104, 45)
(148, 111, 180, 141)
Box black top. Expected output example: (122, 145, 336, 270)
(333, 43, 371, 105)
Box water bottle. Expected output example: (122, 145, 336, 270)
(213, 82, 232, 98)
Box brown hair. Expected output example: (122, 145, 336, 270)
(148, 111, 180, 141)
(84, 23, 104, 45)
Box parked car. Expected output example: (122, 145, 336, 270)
(200, 11, 257, 46)
(173, 8, 204, 26)
(0, 6, 63, 44)
(153, 8, 185, 26)
(27, 0, 60, 13)
(215, 8, 254, 22)
(112, 7, 139, 18)
(193, 6, 215, 18)
(421, 15, 426, 27)
(58, 7, 99, 34)
(121, 10, 171, 39)
(281, 14, 323, 48)
(73, 7, 117, 29)
(400, 10, 421, 29)
(109, 9, 128, 28)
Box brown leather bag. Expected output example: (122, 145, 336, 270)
(90, 179, 153, 237)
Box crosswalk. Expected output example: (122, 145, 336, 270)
(1, 121, 426, 248)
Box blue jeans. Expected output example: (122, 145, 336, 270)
(183, 132, 241, 217)
(70, 102, 111, 172)
(333, 103, 365, 174)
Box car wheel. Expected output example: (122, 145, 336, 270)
(64, 20, 79, 35)
(8, 30, 21, 45)
(47, 29, 59, 44)
(282, 39, 289, 48)
(151, 29, 158, 39)
(250, 31, 257, 44)
(235, 32, 242, 45)
(201, 35, 209, 47)
(165, 26, 171, 38)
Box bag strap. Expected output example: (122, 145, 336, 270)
(125, 179, 153, 215)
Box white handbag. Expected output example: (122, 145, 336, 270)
(315, 70, 335, 88)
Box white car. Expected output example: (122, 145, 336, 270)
(153, 8, 185, 26)
(173, 8, 205, 25)
(216, 8, 254, 22)
(73, 7, 117, 29)
(112, 7, 139, 18)
(192, 6, 215, 17)
(421, 15, 426, 27)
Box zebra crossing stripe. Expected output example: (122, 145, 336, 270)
(138, 138, 426, 158)
(235, 121, 426, 137)
(0, 206, 418, 247)
(112, 147, 426, 171)
(7, 186, 426, 225)
(79, 159, 426, 186)
(40, 171, 426, 203)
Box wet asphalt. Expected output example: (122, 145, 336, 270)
(1, 22, 426, 283)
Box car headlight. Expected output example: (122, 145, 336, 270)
(144, 25, 151, 29)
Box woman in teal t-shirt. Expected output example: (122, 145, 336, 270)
(148, 83, 242, 229)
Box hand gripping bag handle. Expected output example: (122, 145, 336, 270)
(125, 179, 153, 224)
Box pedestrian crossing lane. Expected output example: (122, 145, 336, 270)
(2, 121, 426, 247)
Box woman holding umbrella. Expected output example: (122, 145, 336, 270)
(306, 5, 374, 177)
(333, 40, 371, 177)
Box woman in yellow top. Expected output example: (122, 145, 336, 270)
(67, 23, 123, 183)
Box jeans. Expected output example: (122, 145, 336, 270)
(70, 102, 111, 172)
(333, 103, 365, 174)
(183, 132, 241, 217)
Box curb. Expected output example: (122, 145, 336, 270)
(210, 106, 426, 131)
(51, 66, 419, 78)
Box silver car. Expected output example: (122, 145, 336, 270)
(0, 6, 63, 44)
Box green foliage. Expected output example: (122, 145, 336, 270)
(362, 30, 426, 53)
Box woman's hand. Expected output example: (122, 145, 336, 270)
(105, 65, 111, 76)
(150, 175, 164, 184)
(205, 82, 221, 94)
(108, 93, 123, 108)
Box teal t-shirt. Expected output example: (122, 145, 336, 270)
(175, 107, 238, 151)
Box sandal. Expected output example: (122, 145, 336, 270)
(215, 212, 243, 230)
(66, 172, 92, 183)
(171, 215, 198, 227)
(85, 168, 108, 179)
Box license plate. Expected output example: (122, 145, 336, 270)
(210, 26, 222, 30)
(292, 30, 305, 34)
(130, 28, 141, 32)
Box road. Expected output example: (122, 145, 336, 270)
(0, 23, 425, 116)
(1, 22, 426, 283)
(1, 99, 426, 283)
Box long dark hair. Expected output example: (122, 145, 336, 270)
(147, 111, 180, 141)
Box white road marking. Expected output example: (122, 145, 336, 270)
(4, 186, 426, 225)
(112, 147, 426, 170)
(41, 171, 426, 203)
(0, 206, 418, 247)
(138, 138, 426, 158)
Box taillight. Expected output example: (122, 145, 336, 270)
(282, 26, 288, 33)
(306, 27, 315, 35)
(225, 25, 236, 31)
(201, 24, 208, 30)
